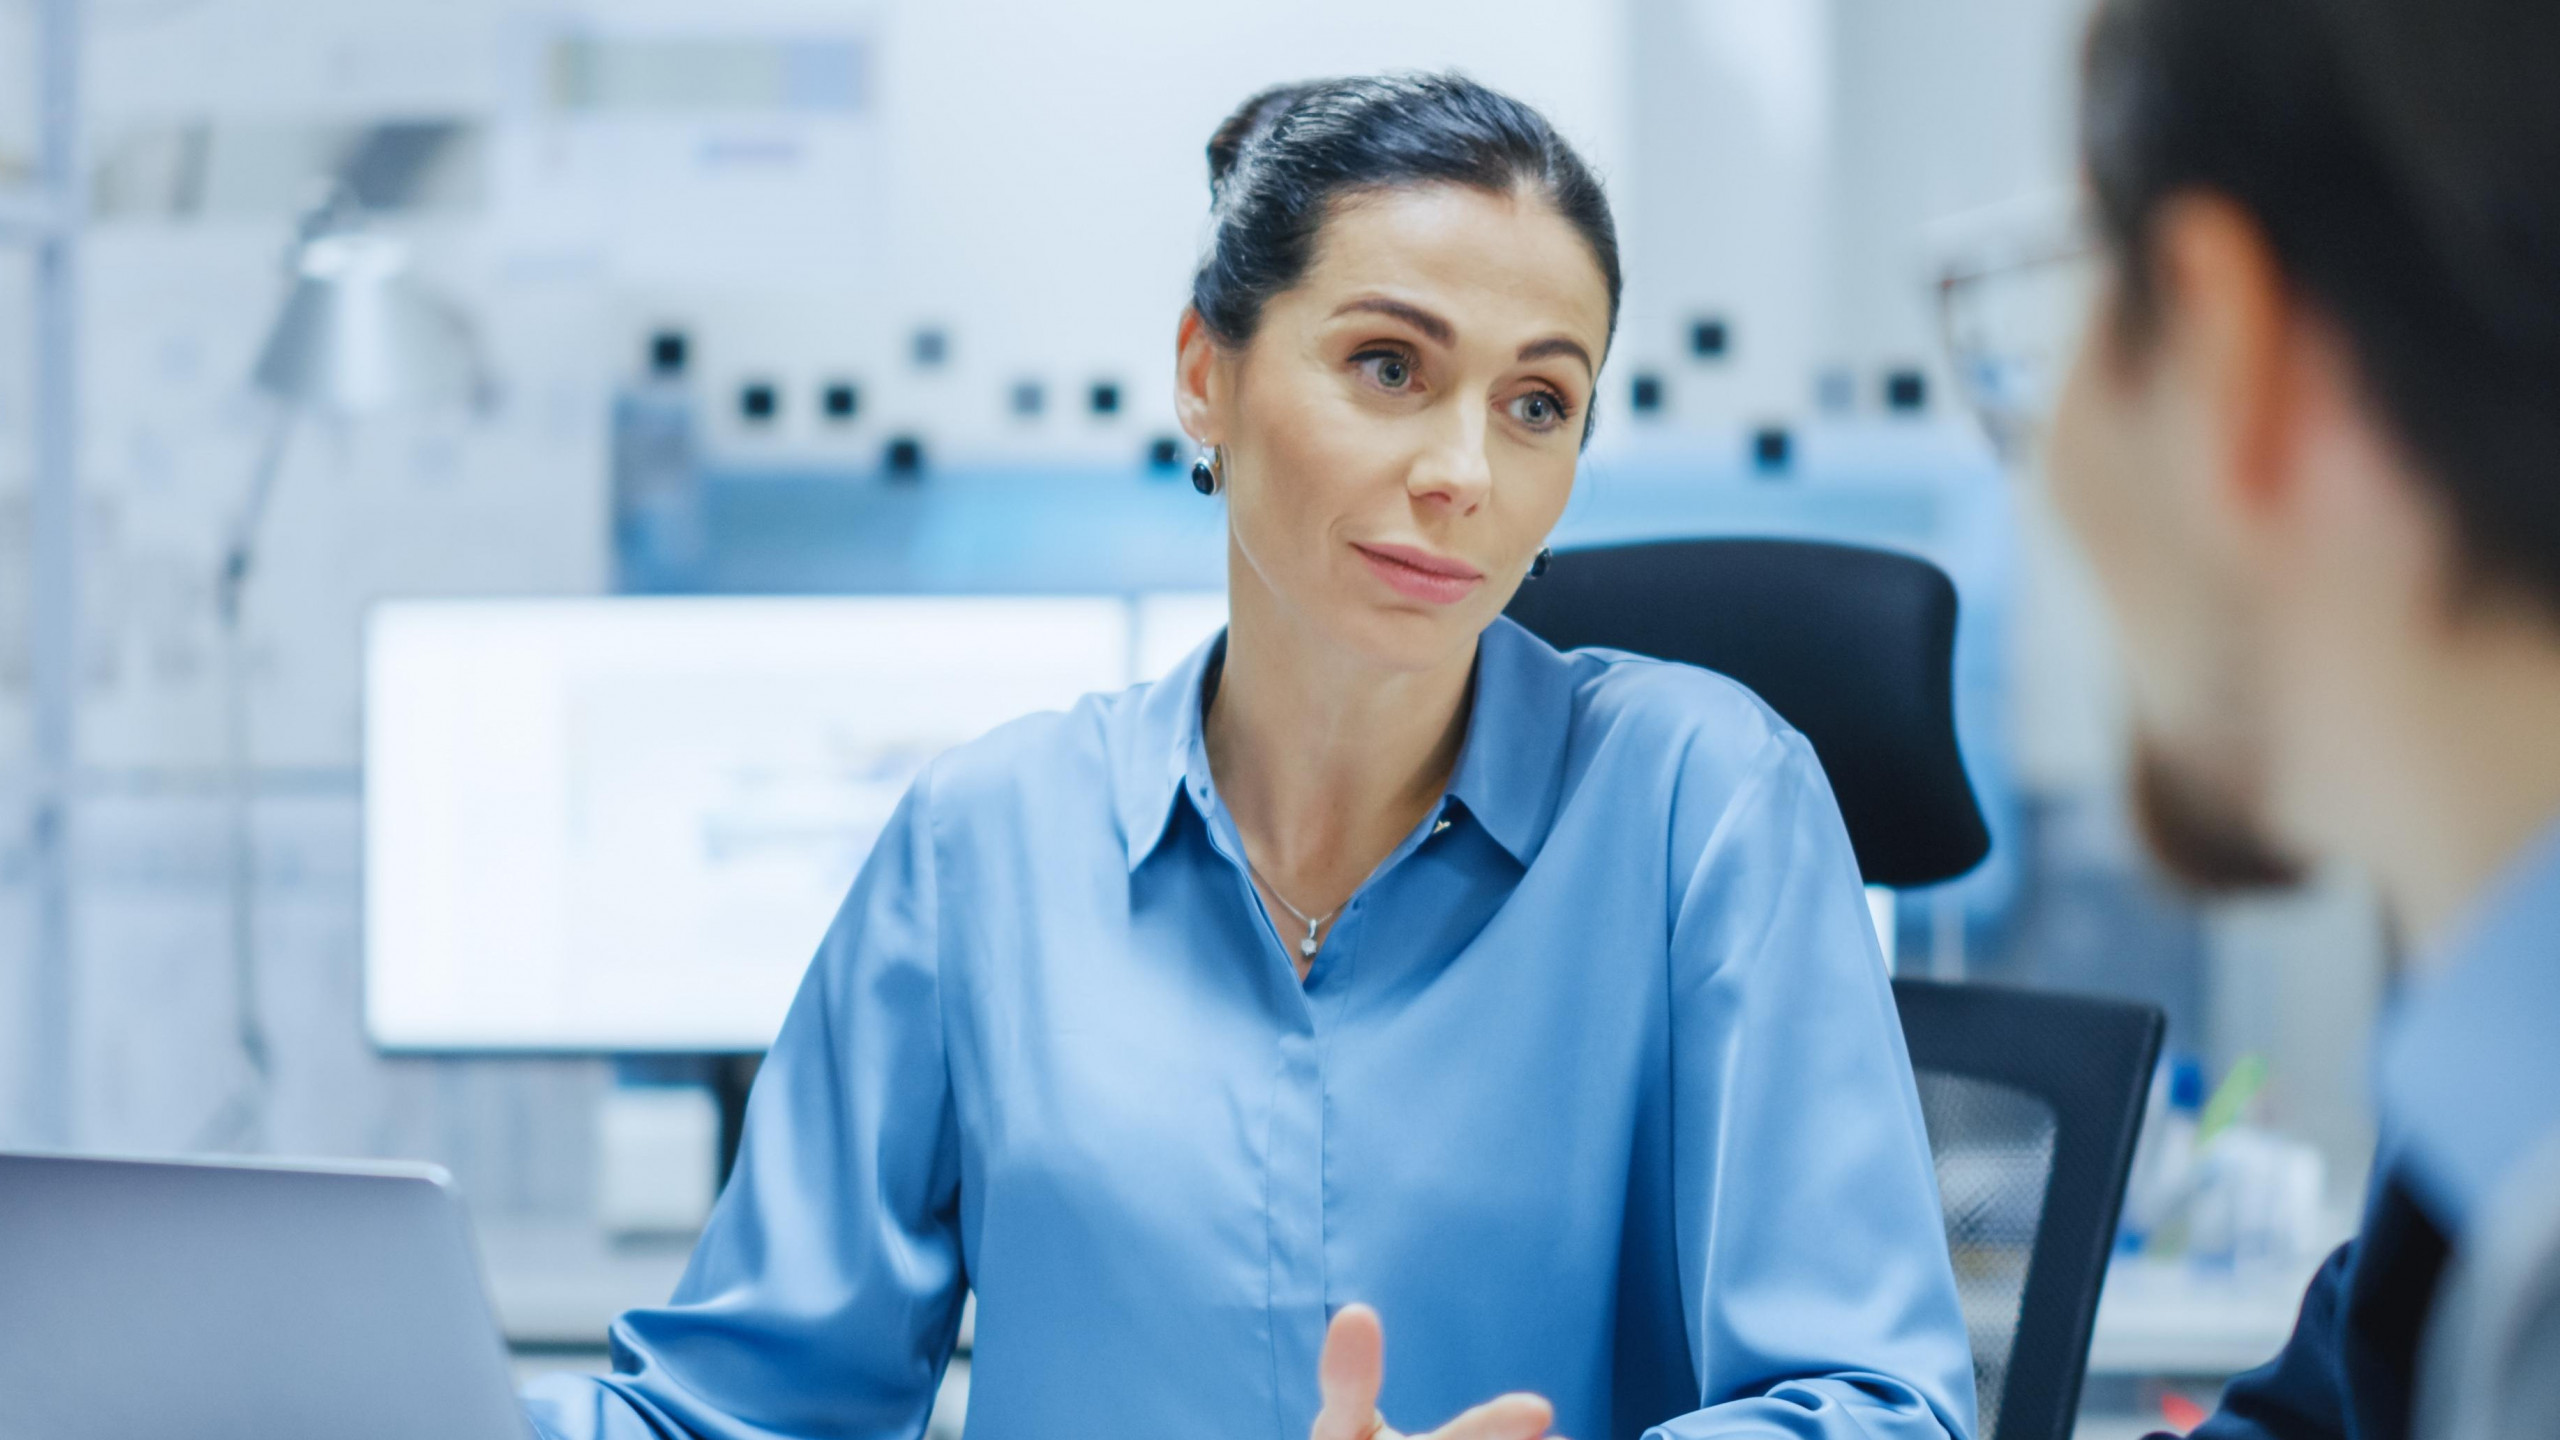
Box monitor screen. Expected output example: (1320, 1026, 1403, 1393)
(1133, 591, 1227, 682)
(363, 596, 1141, 1052)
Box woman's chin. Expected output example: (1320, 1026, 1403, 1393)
(1323, 599, 1487, 675)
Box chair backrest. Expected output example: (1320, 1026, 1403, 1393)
(1894, 979, 2164, 1440)
(1503, 538, 1989, 887)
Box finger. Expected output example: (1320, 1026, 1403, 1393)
(1423, 1392, 1553, 1440)
(1311, 1304, 1388, 1440)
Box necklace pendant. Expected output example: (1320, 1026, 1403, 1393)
(1299, 924, 1320, 959)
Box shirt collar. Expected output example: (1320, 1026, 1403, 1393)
(1112, 628, 1219, 871)
(1441, 617, 1575, 866)
(2374, 814, 2560, 1235)
(1109, 616, 1576, 872)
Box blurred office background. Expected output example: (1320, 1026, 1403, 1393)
(0, 0, 2387, 1432)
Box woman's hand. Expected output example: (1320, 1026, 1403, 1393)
(1309, 1304, 1561, 1440)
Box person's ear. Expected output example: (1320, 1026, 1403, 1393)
(1174, 307, 1228, 448)
(2148, 193, 2299, 525)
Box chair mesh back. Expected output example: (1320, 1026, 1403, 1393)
(1915, 1070, 2058, 1440)
(1895, 980, 2162, 1440)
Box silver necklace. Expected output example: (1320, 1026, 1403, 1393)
(1241, 853, 1337, 959)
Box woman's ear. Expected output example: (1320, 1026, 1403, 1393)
(1174, 307, 1226, 446)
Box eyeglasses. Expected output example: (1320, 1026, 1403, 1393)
(1935, 215, 2105, 468)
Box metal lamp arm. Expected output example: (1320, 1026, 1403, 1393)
(216, 406, 298, 624)
(196, 402, 297, 1152)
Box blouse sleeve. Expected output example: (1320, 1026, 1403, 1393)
(522, 775, 968, 1440)
(1648, 730, 1978, 1440)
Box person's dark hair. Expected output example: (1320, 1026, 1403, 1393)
(2081, 0, 2560, 615)
(1193, 73, 1621, 441)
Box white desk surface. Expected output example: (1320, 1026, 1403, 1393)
(2084, 1254, 2317, 1377)
(483, 1225, 2310, 1380)
(482, 1223, 975, 1353)
(480, 1224, 693, 1349)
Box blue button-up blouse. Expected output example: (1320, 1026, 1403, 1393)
(523, 617, 1975, 1440)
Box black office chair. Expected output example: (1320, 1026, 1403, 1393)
(1507, 539, 2165, 1440)
(1504, 537, 1987, 886)
(1892, 979, 2163, 1440)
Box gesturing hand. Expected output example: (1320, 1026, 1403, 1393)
(1308, 1304, 1561, 1440)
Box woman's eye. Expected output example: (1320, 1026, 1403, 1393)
(1357, 352, 1414, 390)
(1509, 390, 1569, 428)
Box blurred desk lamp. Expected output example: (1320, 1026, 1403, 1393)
(202, 192, 485, 1151)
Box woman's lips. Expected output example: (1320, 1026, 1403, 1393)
(1354, 542, 1484, 606)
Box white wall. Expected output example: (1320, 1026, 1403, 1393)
(518, 0, 1637, 472)
(1827, 0, 2090, 397)
(1617, 0, 1832, 423)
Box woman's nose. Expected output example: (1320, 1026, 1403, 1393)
(1406, 406, 1492, 513)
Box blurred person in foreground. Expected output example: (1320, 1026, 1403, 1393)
(2050, 0, 2560, 1436)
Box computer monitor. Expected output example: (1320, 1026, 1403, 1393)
(363, 596, 1138, 1052)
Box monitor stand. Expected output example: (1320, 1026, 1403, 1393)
(611, 1040, 762, 1209)
(704, 1053, 761, 1188)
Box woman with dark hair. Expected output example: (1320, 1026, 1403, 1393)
(525, 74, 1971, 1440)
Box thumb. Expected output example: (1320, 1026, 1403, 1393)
(1311, 1303, 1388, 1440)
(1427, 1392, 1554, 1440)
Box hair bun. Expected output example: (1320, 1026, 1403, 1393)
(1189, 70, 1621, 422)
(1207, 81, 1320, 194)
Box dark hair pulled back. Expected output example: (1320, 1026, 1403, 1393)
(2082, 0, 2560, 617)
(1192, 73, 1621, 432)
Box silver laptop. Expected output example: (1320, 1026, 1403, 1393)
(0, 1151, 530, 1440)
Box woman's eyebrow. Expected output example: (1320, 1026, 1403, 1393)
(1329, 296, 1455, 346)
(1517, 336, 1594, 378)
(1330, 297, 1594, 379)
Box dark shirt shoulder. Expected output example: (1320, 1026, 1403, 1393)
(2189, 1174, 2450, 1440)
